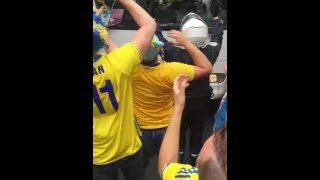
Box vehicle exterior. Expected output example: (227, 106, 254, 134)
(95, 0, 227, 114)
(107, 29, 227, 101)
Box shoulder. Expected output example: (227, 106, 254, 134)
(167, 62, 189, 67)
(167, 62, 193, 71)
(131, 64, 142, 75)
(112, 43, 142, 59)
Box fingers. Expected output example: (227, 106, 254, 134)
(173, 74, 183, 90)
(168, 41, 178, 45)
(169, 30, 180, 33)
(181, 74, 188, 80)
(181, 77, 189, 88)
(168, 30, 181, 38)
(96, 6, 104, 16)
(167, 33, 177, 39)
(174, 74, 186, 85)
(173, 74, 182, 84)
(174, 74, 189, 90)
(180, 74, 189, 89)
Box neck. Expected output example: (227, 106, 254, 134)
(142, 58, 158, 65)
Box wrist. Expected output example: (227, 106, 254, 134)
(182, 40, 193, 49)
(173, 104, 184, 113)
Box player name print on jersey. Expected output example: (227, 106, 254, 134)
(93, 64, 105, 76)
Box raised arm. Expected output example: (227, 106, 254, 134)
(158, 74, 189, 176)
(209, 0, 224, 44)
(205, 11, 226, 66)
(93, 6, 118, 53)
(168, 30, 212, 79)
(155, 23, 182, 63)
(119, 0, 156, 57)
(155, 23, 176, 51)
(210, 17, 224, 44)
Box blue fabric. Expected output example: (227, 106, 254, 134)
(141, 128, 166, 167)
(213, 95, 227, 132)
(93, 15, 108, 52)
(93, 54, 102, 63)
(93, 31, 104, 52)
(145, 46, 160, 61)
(143, 35, 164, 61)
(93, 14, 104, 26)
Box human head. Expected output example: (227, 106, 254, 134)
(93, 16, 109, 54)
(197, 122, 227, 180)
(93, 31, 105, 53)
(180, 13, 209, 48)
(143, 35, 164, 62)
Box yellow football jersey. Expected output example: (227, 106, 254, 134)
(93, 43, 142, 165)
(131, 61, 194, 129)
(162, 163, 199, 180)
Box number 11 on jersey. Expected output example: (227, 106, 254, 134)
(93, 80, 118, 114)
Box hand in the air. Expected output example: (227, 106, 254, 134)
(173, 74, 189, 108)
(94, 6, 104, 16)
(168, 30, 189, 46)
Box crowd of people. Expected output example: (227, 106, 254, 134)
(93, 0, 227, 179)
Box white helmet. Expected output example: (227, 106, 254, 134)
(180, 13, 209, 48)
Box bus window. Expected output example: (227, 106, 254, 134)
(94, 0, 226, 30)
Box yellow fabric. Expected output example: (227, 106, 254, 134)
(162, 163, 199, 180)
(131, 61, 194, 129)
(93, 43, 142, 165)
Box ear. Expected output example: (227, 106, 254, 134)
(154, 41, 164, 48)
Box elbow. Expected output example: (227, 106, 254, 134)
(149, 21, 157, 33)
(142, 19, 156, 33)
(206, 66, 213, 75)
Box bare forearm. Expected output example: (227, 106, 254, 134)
(120, 1, 155, 28)
(120, 0, 155, 56)
(158, 106, 184, 174)
(183, 41, 212, 69)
